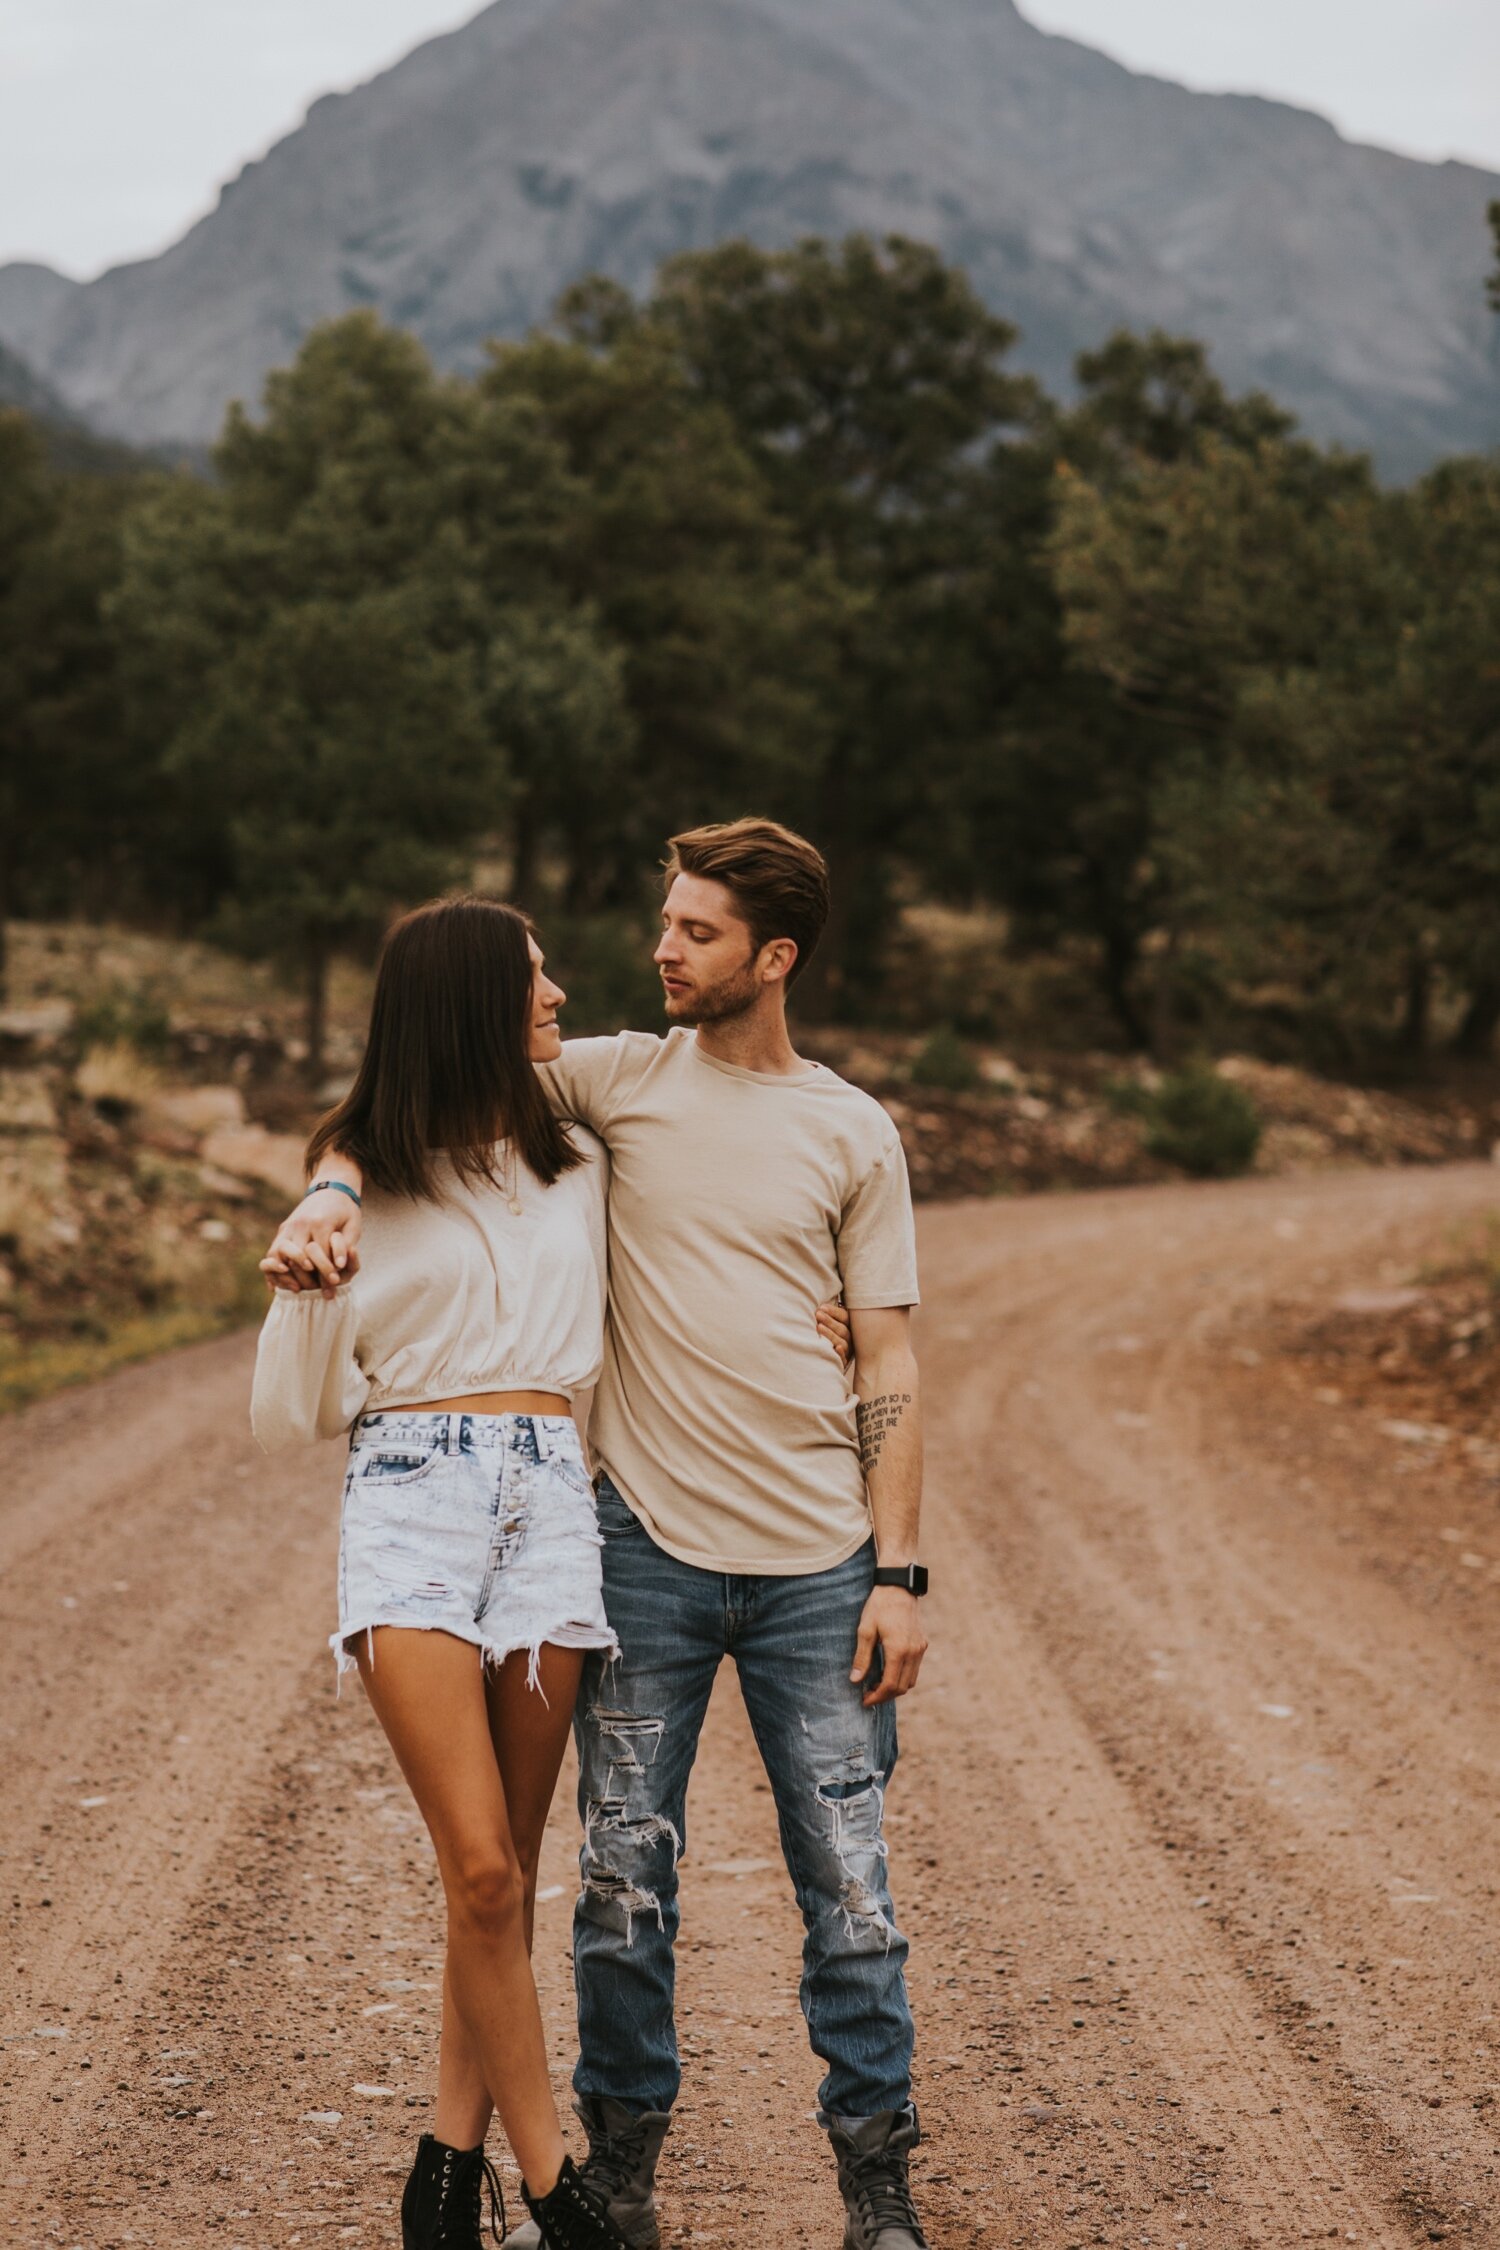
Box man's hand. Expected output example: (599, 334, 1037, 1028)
(261, 1188, 364, 1299)
(850, 1585, 928, 1707)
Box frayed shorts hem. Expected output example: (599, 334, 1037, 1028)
(331, 1616, 619, 1696)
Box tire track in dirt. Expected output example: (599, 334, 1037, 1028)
(0, 1335, 345, 2202)
(905, 1164, 1499, 2246)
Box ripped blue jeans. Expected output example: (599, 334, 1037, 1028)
(572, 1472, 914, 2121)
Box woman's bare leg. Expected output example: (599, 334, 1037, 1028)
(355, 1629, 572, 2194)
(433, 1644, 586, 2150)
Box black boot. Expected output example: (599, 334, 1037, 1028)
(520, 2154, 633, 2248)
(402, 2132, 508, 2248)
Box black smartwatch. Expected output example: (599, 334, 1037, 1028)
(873, 1564, 929, 1596)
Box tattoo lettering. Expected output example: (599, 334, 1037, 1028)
(856, 1391, 912, 1476)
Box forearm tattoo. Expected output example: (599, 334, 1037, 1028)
(857, 1391, 912, 1476)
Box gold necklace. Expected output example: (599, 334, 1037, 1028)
(503, 1141, 524, 1217)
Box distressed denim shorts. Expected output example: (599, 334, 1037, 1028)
(335, 1409, 618, 1688)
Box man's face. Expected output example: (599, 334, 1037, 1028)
(655, 873, 762, 1024)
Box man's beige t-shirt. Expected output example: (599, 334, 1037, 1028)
(541, 1028, 919, 1575)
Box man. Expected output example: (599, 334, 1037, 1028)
(268, 819, 931, 2250)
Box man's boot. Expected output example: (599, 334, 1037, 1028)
(504, 2097, 670, 2250)
(825, 2109, 929, 2250)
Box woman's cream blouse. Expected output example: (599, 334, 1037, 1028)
(250, 1132, 607, 1452)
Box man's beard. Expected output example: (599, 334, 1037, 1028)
(664, 961, 761, 1024)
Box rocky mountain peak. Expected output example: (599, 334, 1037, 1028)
(2, 0, 1495, 473)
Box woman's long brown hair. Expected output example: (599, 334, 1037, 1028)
(306, 898, 582, 1199)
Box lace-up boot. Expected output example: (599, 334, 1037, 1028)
(402, 2132, 508, 2248)
(520, 2154, 635, 2249)
(504, 2098, 669, 2249)
(826, 2109, 929, 2250)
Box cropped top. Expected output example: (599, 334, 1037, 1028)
(250, 1130, 607, 1452)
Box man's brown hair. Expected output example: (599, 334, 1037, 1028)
(665, 818, 830, 986)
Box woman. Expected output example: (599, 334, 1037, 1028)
(253, 897, 846, 2250)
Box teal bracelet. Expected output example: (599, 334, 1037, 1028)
(304, 1179, 362, 1208)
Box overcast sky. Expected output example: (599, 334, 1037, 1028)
(3, 0, 1497, 277)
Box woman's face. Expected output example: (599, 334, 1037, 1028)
(526, 933, 567, 1064)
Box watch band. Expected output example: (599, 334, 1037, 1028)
(304, 1179, 363, 1208)
(873, 1564, 929, 1596)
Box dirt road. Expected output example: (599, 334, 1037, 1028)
(4, 1163, 1498, 2249)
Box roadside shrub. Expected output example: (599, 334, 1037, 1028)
(73, 980, 172, 1060)
(910, 1024, 979, 1092)
(1141, 1063, 1262, 1177)
(1102, 1072, 1156, 1120)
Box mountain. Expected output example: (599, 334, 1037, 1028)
(0, 334, 148, 475)
(0, 336, 75, 424)
(3, 0, 1497, 475)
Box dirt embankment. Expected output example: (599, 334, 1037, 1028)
(4, 1160, 1499, 2248)
(7, 984, 1495, 1406)
(0, 1044, 296, 1411)
(805, 1031, 1500, 1203)
(6, 915, 1500, 1414)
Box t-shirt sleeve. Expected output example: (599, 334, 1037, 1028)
(538, 1035, 640, 1133)
(835, 1131, 920, 1309)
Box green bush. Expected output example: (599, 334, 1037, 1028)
(1102, 1073, 1155, 1120)
(910, 1024, 979, 1092)
(1141, 1064, 1262, 1177)
(72, 980, 173, 1060)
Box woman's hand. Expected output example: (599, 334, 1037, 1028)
(261, 1188, 364, 1299)
(816, 1298, 853, 1369)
